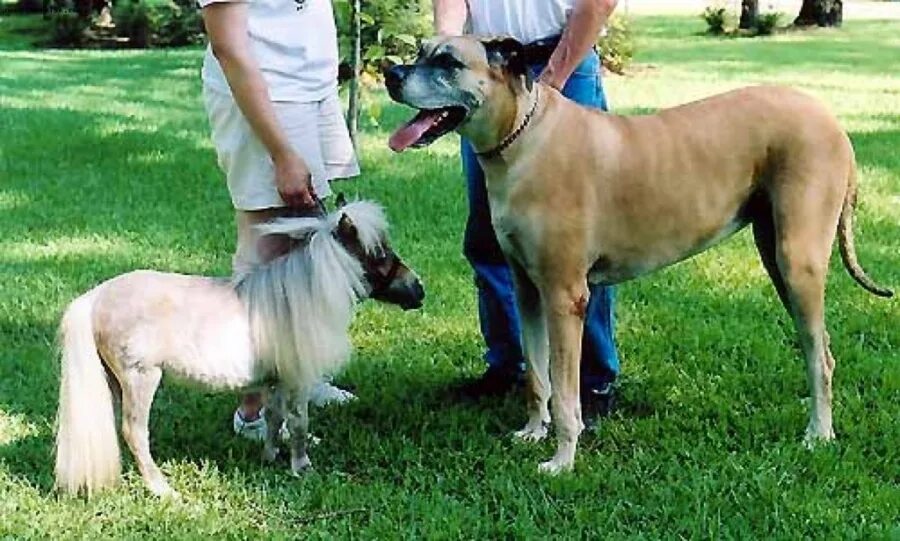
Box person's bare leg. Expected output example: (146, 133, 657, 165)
(233, 208, 293, 437)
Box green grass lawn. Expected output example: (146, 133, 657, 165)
(1, 14, 898, 539)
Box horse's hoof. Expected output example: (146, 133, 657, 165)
(290, 455, 313, 476)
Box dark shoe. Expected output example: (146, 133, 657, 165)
(455, 366, 524, 400)
(582, 381, 617, 428)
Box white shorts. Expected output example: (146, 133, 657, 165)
(203, 87, 360, 211)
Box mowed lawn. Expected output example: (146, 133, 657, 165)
(1, 14, 898, 539)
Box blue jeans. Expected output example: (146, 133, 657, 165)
(461, 50, 620, 389)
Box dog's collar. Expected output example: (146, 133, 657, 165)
(477, 87, 540, 160)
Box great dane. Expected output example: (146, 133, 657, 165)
(385, 36, 893, 473)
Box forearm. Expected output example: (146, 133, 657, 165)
(541, 0, 617, 89)
(202, 4, 293, 161)
(433, 0, 468, 35)
(217, 54, 294, 161)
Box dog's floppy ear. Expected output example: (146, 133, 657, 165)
(482, 36, 533, 91)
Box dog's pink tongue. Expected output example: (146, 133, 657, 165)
(389, 111, 439, 152)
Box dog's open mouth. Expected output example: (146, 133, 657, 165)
(388, 106, 467, 152)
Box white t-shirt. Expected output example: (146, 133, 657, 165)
(199, 0, 339, 102)
(466, 0, 575, 44)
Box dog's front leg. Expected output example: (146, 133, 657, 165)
(509, 261, 550, 442)
(539, 282, 589, 474)
(286, 387, 312, 475)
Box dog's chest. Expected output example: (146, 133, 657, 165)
(490, 199, 533, 264)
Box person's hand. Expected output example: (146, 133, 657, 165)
(537, 66, 565, 91)
(274, 150, 316, 209)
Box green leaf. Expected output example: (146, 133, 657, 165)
(364, 45, 385, 60)
(394, 33, 417, 47)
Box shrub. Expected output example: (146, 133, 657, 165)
(598, 15, 635, 74)
(702, 5, 729, 35)
(15, 0, 45, 14)
(154, 3, 203, 46)
(48, 0, 87, 46)
(113, 0, 203, 48)
(113, 0, 152, 47)
(333, 0, 431, 74)
(754, 11, 782, 35)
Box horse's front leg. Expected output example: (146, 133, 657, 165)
(285, 387, 312, 475)
(262, 385, 285, 464)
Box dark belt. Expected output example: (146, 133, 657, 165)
(523, 35, 561, 65)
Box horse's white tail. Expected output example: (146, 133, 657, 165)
(54, 290, 121, 496)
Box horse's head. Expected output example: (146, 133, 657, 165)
(331, 196, 425, 310)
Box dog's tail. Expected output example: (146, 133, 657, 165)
(837, 151, 893, 298)
(55, 289, 121, 496)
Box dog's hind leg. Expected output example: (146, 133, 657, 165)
(751, 200, 791, 312)
(286, 388, 312, 475)
(769, 171, 844, 446)
(539, 279, 589, 474)
(120, 366, 175, 497)
(510, 261, 551, 442)
(778, 253, 836, 446)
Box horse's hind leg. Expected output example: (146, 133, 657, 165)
(120, 366, 174, 497)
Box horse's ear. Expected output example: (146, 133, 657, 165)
(335, 192, 348, 208)
(336, 212, 357, 241)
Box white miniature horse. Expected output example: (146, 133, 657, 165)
(54, 200, 424, 498)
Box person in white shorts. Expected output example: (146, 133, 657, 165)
(200, 0, 359, 440)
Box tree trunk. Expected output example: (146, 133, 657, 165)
(346, 0, 361, 153)
(739, 0, 759, 29)
(795, 0, 843, 27)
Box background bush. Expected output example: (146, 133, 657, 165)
(333, 0, 431, 74)
(754, 11, 782, 35)
(702, 5, 730, 34)
(599, 15, 635, 74)
(48, 0, 87, 46)
(15, 0, 45, 14)
(112, 0, 202, 47)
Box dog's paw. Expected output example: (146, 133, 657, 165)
(149, 480, 180, 500)
(537, 457, 574, 475)
(802, 425, 835, 449)
(513, 423, 548, 442)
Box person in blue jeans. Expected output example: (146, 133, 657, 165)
(434, 0, 621, 419)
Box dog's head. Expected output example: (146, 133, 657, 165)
(385, 35, 532, 152)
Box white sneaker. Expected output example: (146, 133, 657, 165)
(233, 408, 267, 441)
(233, 409, 306, 444)
(309, 381, 357, 407)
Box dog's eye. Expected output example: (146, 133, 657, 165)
(432, 53, 463, 70)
